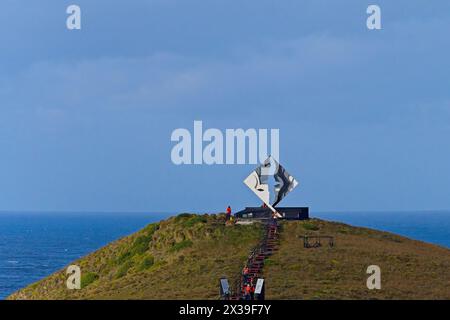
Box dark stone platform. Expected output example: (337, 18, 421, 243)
(235, 207, 309, 220)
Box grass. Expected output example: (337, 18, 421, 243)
(138, 256, 155, 271)
(263, 219, 450, 299)
(80, 272, 98, 288)
(9, 214, 263, 300)
(181, 215, 208, 228)
(170, 240, 193, 252)
(115, 261, 133, 279)
(123, 223, 159, 258)
(302, 221, 320, 231)
(8, 216, 450, 300)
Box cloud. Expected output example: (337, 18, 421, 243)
(2, 20, 450, 131)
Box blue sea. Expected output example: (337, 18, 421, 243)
(0, 211, 449, 300)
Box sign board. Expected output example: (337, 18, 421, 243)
(254, 278, 264, 294)
(220, 278, 230, 295)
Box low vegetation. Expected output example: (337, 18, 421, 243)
(80, 272, 98, 288)
(264, 219, 450, 299)
(8, 215, 450, 300)
(9, 213, 263, 300)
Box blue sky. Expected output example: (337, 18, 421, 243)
(1, 0, 450, 213)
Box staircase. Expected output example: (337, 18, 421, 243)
(231, 218, 279, 300)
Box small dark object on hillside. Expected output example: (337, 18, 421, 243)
(302, 235, 334, 248)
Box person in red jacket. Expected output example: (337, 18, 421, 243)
(244, 284, 252, 300)
(243, 266, 249, 275)
(226, 206, 232, 221)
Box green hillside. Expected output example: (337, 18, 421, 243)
(9, 214, 262, 300)
(8, 214, 450, 300)
(265, 219, 450, 299)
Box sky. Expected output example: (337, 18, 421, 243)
(1, 0, 450, 213)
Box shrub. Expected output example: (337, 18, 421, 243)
(175, 214, 207, 227)
(264, 258, 277, 266)
(183, 215, 207, 228)
(175, 213, 194, 221)
(116, 223, 160, 265)
(130, 234, 152, 256)
(116, 261, 133, 279)
(143, 223, 159, 236)
(138, 256, 155, 271)
(81, 272, 98, 288)
(170, 240, 193, 252)
(302, 222, 319, 231)
(117, 251, 132, 265)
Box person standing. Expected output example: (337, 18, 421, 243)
(243, 266, 249, 283)
(226, 206, 232, 221)
(244, 284, 252, 300)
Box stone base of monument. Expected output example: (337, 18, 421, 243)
(235, 207, 309, 220)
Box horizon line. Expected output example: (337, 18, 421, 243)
(1, 209, 450, 215)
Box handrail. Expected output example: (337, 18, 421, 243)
(230, 219, 279, 299)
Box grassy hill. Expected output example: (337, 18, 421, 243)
(8, 214, 450, 300)
(265, 219, 450, 299)
(9, 214, 263, 300)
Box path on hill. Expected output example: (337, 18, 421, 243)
(232, 218, 279, 300)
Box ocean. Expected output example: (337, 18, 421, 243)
(0, 211, 449, 300)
